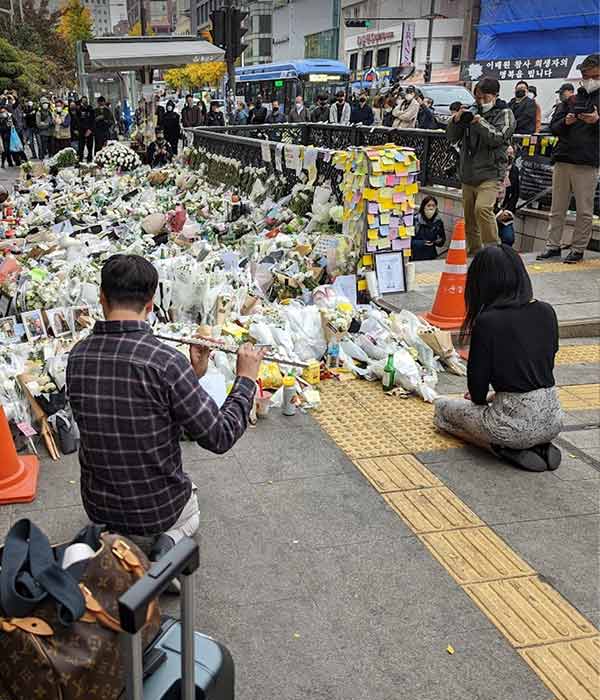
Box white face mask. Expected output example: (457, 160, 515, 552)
(582, 79, 600, 94)
(423, 205, 436, 219)
(405, 94, 414, 101)
(480, 100, 494, 113)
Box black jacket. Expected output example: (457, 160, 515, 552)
(550, 87, 600, 168)
(350, 104, 374, 125)
(181, 104, 204, 127)
(498, 163, 520, 212)
(94, 106, 114, 135)
(78, 105, 95, 132)
(24, 108, 37, 129)
(250, 105, 267, 124)
(206, 110, 225, 127)
(417, 105, 436, 130)
(509, 96, 537, 134)
(162, 110, 181, 142)
(411, 213, 446, 261)
(147, 139, 173, 167)
(310, 105, 330, 123)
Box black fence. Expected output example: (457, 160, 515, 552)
(191, 123, 461, 190)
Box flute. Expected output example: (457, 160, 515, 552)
(154, 333, 312, 370)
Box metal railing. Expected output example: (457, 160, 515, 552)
(191, 123, 461, 189)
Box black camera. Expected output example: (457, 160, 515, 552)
(458, 104, 479, 124)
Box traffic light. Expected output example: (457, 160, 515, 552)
(210, 9, 227, 49)
(345, 19, 372, 28)
(227, 7, 248, 61)
(423, 62, 432, 83)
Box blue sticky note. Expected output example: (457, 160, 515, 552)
(395, 151, 406, 162)
(379, 225, 389, 237)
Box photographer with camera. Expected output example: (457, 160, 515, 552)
(537, 54, 600, 264)
(446, 78, 516, 255)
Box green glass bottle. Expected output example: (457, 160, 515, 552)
(382, 353, 395, 391)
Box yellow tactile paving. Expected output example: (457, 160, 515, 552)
(464, 577, 598, 648)
(384, 487, 483, 533)
(555, 345, 600, 366)
(520, 637, 600, 700)
(420, 527, 535, 584)
(559, 384, 600, 410)
(354, 454, 442, 493)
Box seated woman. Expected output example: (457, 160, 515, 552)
(411, 196, 446, 261)
(434, 245, 563, 472)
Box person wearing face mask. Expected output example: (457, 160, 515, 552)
(494, 145, 520, 247)
(161, 99, 182, 154)
(392, 86, 419, 129)
(94, 96, 115, 152)
(329, 90, 351, 125)
(446, 77, 516, 256)
(266, 99, 286, 124)
(310, 94, 330, 123)
(350, 93, 374, 126)
(527, 86, 542, 133)
(205, 100, 225, 128)
(53, 99, 71, 153)
(36, 98, 53, 159)
(146, 127, 173, 167)
(411, 195, 446, 261)
(23, 100, 39, 160)
(77, 96, 95, 162)
(546, 83, 575, 124)
(249, 95, 267, 125)
(537, 54, 600, 264)
(287, 95, 310, 123)
(0, 107, 15, 168)
(508, 80, 537, 134)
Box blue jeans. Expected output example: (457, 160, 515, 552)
(498, 222, 515, 247)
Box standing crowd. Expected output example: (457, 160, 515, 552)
(0, 90, 126, 168)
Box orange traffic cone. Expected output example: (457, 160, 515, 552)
(424, 219, 468, 330)
(0, 406, 39, 505)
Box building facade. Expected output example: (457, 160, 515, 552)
(272, 0, 341, 62)
(342, 0, 466, 83)
(84, 0, 113, 36)
(191, 0, 273, 65)
(126, 0, 177, 34)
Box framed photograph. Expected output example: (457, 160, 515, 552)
(21, 310, 47, 342)
(46, 307, 72, 338)
(375, 252, 406, 295)
(68, 305, 93, 332)
(0, 316, 18, 345)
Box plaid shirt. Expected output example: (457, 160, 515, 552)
(66, 320, 256, 536)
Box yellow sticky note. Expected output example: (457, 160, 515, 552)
(371, 160, 382, 173)
(357, 279, 368, 291)
(399, 226, 407, 238)
(395, 165, 408, 175)
(406, 183, 419, 195)
(367, 214, 377, 225)
(364, 188, 377, 200)
(522, 136, 530, 146)
(362, 254, 373, 266)
(528, 145, 535, 156)
(368, 229, 378, 240)
(403, 248, 411, 257)
(380, 200, 394, 211)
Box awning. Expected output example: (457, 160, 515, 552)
(85, 38, 225, 71)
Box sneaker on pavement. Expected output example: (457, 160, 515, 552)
(491, 444, 547, 472)
(563, 251, 583, 264)
(536, 248, 561, 260)
(532, 442, 562, 470)
(149, 534, 181, 594)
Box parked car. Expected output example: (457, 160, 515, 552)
(396, 83, 475, 128)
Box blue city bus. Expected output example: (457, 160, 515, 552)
(235, 59, 350, 112)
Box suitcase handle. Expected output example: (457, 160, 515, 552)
(119, 537, 199, 700)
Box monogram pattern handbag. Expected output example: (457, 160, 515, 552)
(0, 520, 161, 700)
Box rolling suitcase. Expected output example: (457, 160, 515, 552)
(119, 537, 235, 700)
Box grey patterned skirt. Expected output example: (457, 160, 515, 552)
(434, 387, 563, 450)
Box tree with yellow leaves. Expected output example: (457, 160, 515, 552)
(164, 61, 227, 91)
(128, 21, 156, 36)
(57, 0, 93, 48)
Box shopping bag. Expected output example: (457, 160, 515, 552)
(9, 127, 23, 153)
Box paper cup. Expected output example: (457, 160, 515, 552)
(256, 392, 272, 418)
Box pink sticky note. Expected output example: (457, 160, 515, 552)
(393, 192, 407, 204)
(397, 237, 411, 250)
(389, 228, 399, 239)
(404, 213, 414, 227)
(389, 217, 399, 227)
(367, 242, 377, 252)
(385, 174, 395, 186)
(392, 239, 402, 251)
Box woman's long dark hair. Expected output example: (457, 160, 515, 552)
(460, 245, 533, 343)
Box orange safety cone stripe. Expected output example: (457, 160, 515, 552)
(0, 407, 39, 505)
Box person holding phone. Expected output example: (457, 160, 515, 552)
(537, 54, 600, 264)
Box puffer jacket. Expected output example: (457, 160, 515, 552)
(446, 98, 516, 186)
(550, 87, 600, 168)
(411, 213, 446, 261)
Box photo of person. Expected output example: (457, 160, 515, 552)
(21, 310, 47, 342)
(0, 316, 17, 344)
(47, 307, 72, 337)
(68, 306, 92, 332)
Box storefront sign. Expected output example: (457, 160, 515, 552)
(400, 22, 415, 66)
(460, 56, 584, 82)
(357, 31, 394, 48)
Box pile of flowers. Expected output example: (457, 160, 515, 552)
(95, 143, 141, 172)
(50, 147, 79, 170)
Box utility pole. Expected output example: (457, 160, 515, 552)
(424, 0, 435, 83)
(139, 0, 147, 35)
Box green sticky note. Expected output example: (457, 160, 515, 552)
(30, 268, 48, 282)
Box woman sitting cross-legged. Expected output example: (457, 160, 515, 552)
(434, 245, 563, 472)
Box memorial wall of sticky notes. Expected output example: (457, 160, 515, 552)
(361, 145, 420, 254)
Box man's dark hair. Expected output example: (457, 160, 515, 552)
(101, 254, 158, 311)
(475, 78, 500, 96)
(336, 90, 345, 98)
(515, 80, 529, 89)
(97, 96, 106, 104)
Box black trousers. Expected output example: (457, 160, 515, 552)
(94, 132, 109, 152)
(78, 132, 94, 162)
